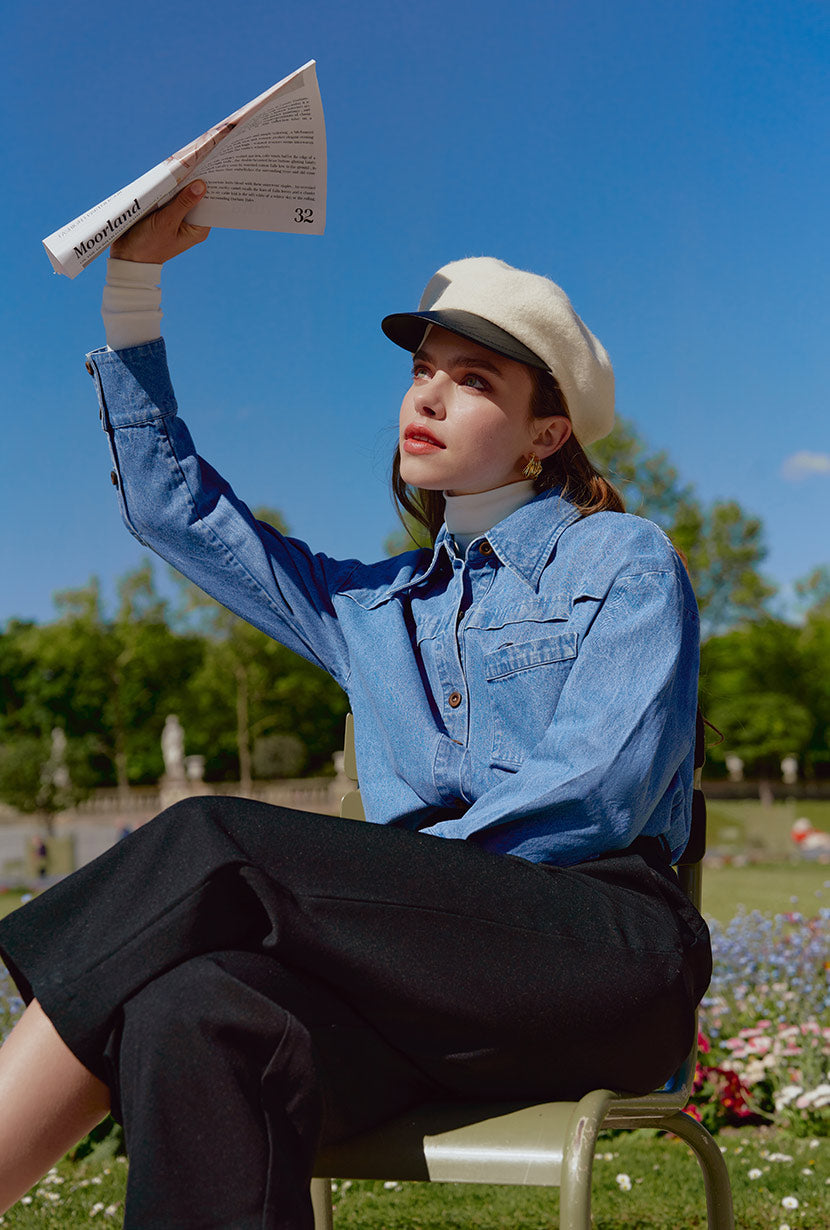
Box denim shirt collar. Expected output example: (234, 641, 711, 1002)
(358, 489, 583, 609)
(481, 488, 583, 589)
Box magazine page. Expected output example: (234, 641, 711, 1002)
(42, 61, 325, 279)
(174, 61, 326, 236)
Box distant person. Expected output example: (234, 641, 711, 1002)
(0, 183, 711, 1228)
(29, 838, 47, 881)
(791, 817, 830, 858)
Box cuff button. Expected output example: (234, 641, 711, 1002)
(110, 470, 119, 487)
(85, 360, 94, 375)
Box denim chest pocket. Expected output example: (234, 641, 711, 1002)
(483, 630, 579, 767)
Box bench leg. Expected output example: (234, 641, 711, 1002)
(662, 1112, 735, 1230)
(310, 1177, 334, 1230)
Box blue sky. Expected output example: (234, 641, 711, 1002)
(2, 0, 828, 626)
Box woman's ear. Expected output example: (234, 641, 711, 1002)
(531, 416, 572, 459)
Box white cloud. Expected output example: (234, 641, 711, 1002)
(781, 451, 830, 480)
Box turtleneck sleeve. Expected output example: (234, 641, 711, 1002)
(101, 258, 164, 351)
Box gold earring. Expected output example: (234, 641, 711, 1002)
(522, 454, 542, 480)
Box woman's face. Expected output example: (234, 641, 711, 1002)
(398, 327, 566, 495)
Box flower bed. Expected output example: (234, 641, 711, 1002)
(692, 903, 830, 1133)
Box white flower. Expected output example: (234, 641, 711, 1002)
(774, 1085, 803, 1110)
(615, 1173, 632, 1191)
(20, 1197, 32, 1205)
(90, 1203, 105, 1216)
(780, 1223, 791, 1230)
(748, 1168, 763, 1180)
(782, 1196, 799, 1210)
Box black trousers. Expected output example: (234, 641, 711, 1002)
(0, 797, 710, 1229)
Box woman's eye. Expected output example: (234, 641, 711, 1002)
(461, 373, 488, 390)
(411, 364, 430, 380)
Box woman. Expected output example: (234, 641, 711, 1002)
(0, 183, 710, 1229)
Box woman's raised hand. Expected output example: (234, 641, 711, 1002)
(110, 180, 211, 265)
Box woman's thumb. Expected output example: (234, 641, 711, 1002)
(185, 179, 206, 203)
(174, 180, 206, 214)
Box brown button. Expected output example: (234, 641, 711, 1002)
(110, 470, 119, 487)
(448, 691, 462, 709)
(85, 360, 94, 375)
(479, 540, 493, 555)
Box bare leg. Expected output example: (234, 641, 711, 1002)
(0, 1000, 110, 1214)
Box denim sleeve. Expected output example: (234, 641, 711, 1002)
(420, 562, 700, 865)
(85, 340, 354, 686)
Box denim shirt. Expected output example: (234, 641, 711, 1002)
(85, 339, 700, 867)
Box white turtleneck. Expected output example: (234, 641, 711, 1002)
(443, 481, 536, 551)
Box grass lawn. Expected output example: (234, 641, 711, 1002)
(703, 860, 830, 923)
(0, 891, 26, 922)
(0, 1127, 825, 1228)
(707, 798, 830, 860)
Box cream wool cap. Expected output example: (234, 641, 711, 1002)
(382, 257, 615, 445)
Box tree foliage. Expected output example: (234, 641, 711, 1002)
(701, 614, 830, 778)
(0, 567, 205, 809)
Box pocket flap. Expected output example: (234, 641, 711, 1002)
(485, 631, 579, 680)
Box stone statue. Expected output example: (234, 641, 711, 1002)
(161, 715, 186, 781)
(46, 728, 71, 790)
(780, 755, 798, 786)
(725, 754, 744, 783)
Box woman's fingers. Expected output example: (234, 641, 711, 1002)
(110, 180, 211, 265)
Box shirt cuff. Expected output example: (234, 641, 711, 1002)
(102, 258, 164, 351)
(85, 338, 178, 430)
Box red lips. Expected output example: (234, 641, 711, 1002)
(403, 424, 445, 451)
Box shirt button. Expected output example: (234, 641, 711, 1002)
(448, 691, 462, 709)
(85, 360, 94, 375)
(479, 540, 493, 555)
(110, 470, 119, 487)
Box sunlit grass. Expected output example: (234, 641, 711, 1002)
(0, 1129, 825, 1228)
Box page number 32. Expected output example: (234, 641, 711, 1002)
(294, 208, 314, 224)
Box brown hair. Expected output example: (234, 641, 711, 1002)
(391, 366, 624, 546)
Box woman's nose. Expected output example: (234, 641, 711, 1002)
(412, 372, 447, 418)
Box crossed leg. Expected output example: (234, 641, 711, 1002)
(0, 1000, 110, 1214)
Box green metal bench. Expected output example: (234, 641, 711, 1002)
(311, 715, 734, 1229)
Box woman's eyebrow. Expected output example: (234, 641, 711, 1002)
(412, 348, 505, 376)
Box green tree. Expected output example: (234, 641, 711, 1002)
(0, 564, 205, 800)
(700, 614, 830, 778)
(795, 565, 830, 620)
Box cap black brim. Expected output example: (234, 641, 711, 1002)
(381, 309, 548, 370)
